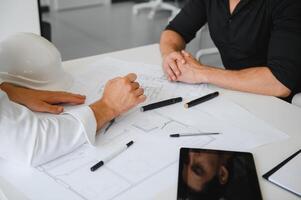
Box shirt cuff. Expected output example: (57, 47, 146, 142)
(64, 106, 97, 146)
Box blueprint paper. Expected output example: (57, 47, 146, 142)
(0, 57, 288, 200)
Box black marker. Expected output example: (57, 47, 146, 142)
(90, 141, 134, 172)
(140, 97, 182, 112)
(184, 92, 219, 108)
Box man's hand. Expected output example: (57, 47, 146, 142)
(176, 50, 208, 84)
(162, 51, 186, 81)
(177, 51, 291, 97)
(101, 73, 146, 115)
(160, 30, 187, 81)
(90, 73, 146, 130)
(0, 82, 86, 114)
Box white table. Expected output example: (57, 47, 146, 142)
(2, 44, 301, 200)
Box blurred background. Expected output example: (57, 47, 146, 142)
(40, 0, 220, 63)
(1, 0, 222, 66)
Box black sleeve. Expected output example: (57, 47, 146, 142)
(267, 0, 301, 94)
(165, 0, 207, 43)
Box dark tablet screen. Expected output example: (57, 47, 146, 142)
(177, 148, 262, 200)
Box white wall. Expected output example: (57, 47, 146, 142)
(0, 0, 40, 41)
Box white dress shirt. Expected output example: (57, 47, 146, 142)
(0, 89, 97, 166)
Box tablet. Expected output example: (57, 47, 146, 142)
(177, 148, 262, 200)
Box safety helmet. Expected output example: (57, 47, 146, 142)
(0, 32, 73, 91)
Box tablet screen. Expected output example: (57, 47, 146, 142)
(177, 148, 262, 200)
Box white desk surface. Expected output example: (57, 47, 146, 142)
(63, 44, 301, 200)
(2, 44, 301, 200)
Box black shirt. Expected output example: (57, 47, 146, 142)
(166, 0, 301, 99)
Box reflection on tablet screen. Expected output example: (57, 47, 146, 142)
(177, 148, 262, 200)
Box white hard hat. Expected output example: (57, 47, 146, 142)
(0, 32, 73, 91)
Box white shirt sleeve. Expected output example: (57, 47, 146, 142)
(0, 90, 97, 167)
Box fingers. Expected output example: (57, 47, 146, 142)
(125, 73, 137, 82)
(163, 61, 176, 81)
(131, 91, 146, 106)
(181, 50, 198, 64)
(181, 50, 191, 57)
(46, 92, 86, 105)
(171, 52, 186, 64)
(163, 51, 187, 81)
(130, 82, 140, 91)
(130, 83, 145, 104)
(137, 95, 146, 103)
(133, 87, 144, 96)
(31, 101, 64, 114)
(168, 60, 180, 80)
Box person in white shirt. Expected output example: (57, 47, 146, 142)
(0, 33, 146, 167)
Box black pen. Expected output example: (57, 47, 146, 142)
(90, 141, 134, 172)
(170, 133, 220, 137)
(184, 91, 219, 108)
(104, 119, 115, 134)
(140, 97, 183, 112)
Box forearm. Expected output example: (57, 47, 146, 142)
(160, 30, 186, 58)
(202, 66, 291, 97)
(89, 100, 115, 130)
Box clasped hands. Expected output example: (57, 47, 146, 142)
(162, 50, 208, 84)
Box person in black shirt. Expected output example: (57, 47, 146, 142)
(160, 0, 301, 101)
